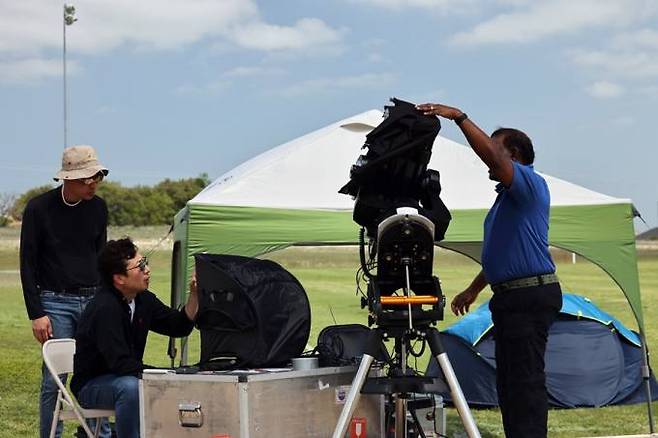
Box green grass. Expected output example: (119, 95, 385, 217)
(1, 237, 658, 437)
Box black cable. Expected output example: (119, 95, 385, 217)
(409, 338, 426, 358)
(143, 226, 173, 258)
(359, 227, 374, 279)
(355, 266, 367, 299)
(409, 406, 427, 438)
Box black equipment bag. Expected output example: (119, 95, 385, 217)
(316, 324, 389, 367)
(195, 254, 311, 370)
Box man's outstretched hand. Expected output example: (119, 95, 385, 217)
(451, 289, 479, 316)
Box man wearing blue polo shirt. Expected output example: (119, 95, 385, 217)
(418, 102, 562, 438)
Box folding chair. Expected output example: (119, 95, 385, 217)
(42, 338, 114, 438)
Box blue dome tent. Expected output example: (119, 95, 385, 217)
(427, 293, 658, 408)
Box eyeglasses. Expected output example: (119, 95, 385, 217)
(127, 257, 148, 272)
(78, 172, 105, 185)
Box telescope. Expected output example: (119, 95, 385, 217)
(339, 98, 451, 329)
(333, 98, 481, 438)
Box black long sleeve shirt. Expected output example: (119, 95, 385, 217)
(71, 285, 195, 397)
(20, 187, 108, 319)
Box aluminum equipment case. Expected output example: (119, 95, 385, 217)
(140, 366, 384, 437)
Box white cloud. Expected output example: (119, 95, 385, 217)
(0, 3, 56, 55)
(401, 90, 448, 105)
(367, 53, 385, 63)
(638, 85, 658, 97)
(223, 66, 285, 78)
(0, 1, 346, 84)
(174, 79, 232, 96)
(0, 58, 77, 83)
(612, 28, 658, 50)
(450, 0, 658, 46)
(173, 66, 285, 97)
(569, 49, 658, 78)
(613, 116, 635, 126)
(228, 18, 344, 52)
(276, 72, 396, 97)
(0, 0, 257, 54)
(362, 39, 387, 63)
(495, 0, 532, 5)
(586, 81, 625, 98)
(437, 0, 658, 91)
(348, 0, 478, 12)
(565, 29, 658, 85)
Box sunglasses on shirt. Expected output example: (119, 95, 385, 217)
(127, 257, 149, 272)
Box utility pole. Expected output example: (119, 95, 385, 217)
(63, 4, 77, 148)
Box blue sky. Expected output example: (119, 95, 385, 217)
(1, 0, 657, 228)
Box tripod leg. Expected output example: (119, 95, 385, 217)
(333, 329, 385, 438)
(332, 353, 375, 438)
(427, 328, 481, 438)
(395, 396, 407, 438)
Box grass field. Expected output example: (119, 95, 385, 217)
(1, 227, 657, 437)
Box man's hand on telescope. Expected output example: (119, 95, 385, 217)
(451, 289, 480, 316)
(184, 271, 199, 321)
(416, 103, 463, 121)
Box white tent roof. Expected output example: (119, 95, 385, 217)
(191, 110, 628, 210)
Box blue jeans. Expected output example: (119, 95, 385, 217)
(77, 375, 140, 438)
(39, 292, 111, 438)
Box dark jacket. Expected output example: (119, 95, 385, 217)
(20, 187, 107, 319)
(71, 284, 194, 396)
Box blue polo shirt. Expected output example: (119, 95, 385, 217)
(481, 161, 555, 285)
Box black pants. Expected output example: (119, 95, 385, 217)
(489, 283, 562, 438)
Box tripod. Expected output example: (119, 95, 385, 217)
(332, 210, 480, 438)
(331, 294, 481, 438)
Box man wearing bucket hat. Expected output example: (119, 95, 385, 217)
(20, 145, 110, 438)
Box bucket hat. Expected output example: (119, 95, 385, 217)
(54, 145, 109, 181)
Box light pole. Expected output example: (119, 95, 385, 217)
(63, 4, 77, 148)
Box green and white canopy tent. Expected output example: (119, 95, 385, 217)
(172, 109, 643, 330)
(171, 108, 653, 429)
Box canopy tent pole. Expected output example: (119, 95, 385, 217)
(640, 330, 655, 433)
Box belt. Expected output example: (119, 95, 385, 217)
(57, 286, 102, 297)
(491, 273, 559, 293)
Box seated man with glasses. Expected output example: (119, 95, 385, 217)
(71, 237, 199, 438)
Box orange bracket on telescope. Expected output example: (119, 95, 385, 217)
(380, 295, 438, 306)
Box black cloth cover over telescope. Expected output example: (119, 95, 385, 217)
(339, 98, 451, 241)
(194, 254, 311, 370)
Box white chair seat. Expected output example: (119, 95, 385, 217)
(43, 339, 115, 438)
(58, 408, 115, 421)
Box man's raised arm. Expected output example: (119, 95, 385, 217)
(416, 103, 513, 186)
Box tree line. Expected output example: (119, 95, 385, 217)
(1, 174, 210, 227)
